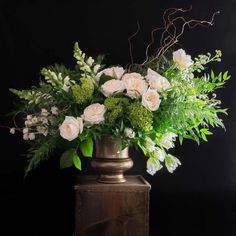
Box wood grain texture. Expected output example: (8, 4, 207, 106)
(74, 175, 151, 236)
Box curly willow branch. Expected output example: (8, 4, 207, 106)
(127, 7, 220, 70)
(128, 21, 140, 67)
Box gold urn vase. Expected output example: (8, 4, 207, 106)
(91, 136, 133, 183)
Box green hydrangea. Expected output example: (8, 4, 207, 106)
(104, 97, 129, 123)
(72, 77, 94, 104)
(128, 103, 153, 132)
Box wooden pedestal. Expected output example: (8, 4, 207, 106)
(74, 175, 151, 236)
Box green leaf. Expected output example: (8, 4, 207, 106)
(201, 132, 208, 142)
(200, 128, 213, 135)
(179, 135, 184, 145)
(73, 153, 82, 170)
(60, 149, 75, 169)
(80, 137, 93, 157)
(99, 74, 114, 86)
(137, 140, 147, 155)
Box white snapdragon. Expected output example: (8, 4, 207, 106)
(62, 75, 72, 92)
(165, 154, 181, 173)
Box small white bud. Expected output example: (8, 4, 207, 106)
(23, 128, 29, 134)
(32, 117, 38, 123)
(23, 133, 29, 140)
(41, 108, 49, 116)
(27, 115, 32, 120)
(28, 133, 35, 140)
(10, 128, 15, 134)
(51, 106, 58, 115)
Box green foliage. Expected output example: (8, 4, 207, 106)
(60, 149, 74, 169)
(72, 152, 82, 170)
(24, 135, 59, 176)
(128, 103, 153, 133)
(79, 137, 93, 157)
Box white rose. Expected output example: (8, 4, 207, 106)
(122, 72, 147, 99)
(124, 128, 135, 138)
(142, 88, 161, 111)
(59, 116, 83, 141)
(101, 79, 125, 97)
(82, 103, 106, 125)
(98, 66, 125, 79)
(173, 49, 193, 70)
(146, 68, 171, 92)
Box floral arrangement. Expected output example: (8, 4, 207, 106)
(8, 8, 230, 176)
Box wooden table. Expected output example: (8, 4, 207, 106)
(74, 175, 151, 236)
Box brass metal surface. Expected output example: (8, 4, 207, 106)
(91, 136, 133, 183)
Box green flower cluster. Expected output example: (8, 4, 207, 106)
(128, 103, 153, 133)
(72, 77, 94, 104)
(104, 97, 129, 123)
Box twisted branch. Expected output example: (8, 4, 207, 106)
(127, 7, 220, 70)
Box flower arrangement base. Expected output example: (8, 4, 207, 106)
(74, 175, 151, 236)
(91, 136, 133, 184)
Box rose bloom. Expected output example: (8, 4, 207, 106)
(82, 103, 106, 125)
(101, 79, 125, 97)
(173, 49, 193, 70)
(142, 88, 161, 111)
(98, 66, 125, 79)
(122, 72, 147, 98)
(145, 68, 170, 92)
(59, 116, 83, 141)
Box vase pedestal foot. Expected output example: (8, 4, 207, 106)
(91, 158, 133, 184)
(97, 173, 126, 183)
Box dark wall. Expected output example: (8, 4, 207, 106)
(1, 0, 236, 235)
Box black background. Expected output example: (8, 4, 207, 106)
(1, 0, 236, 235)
